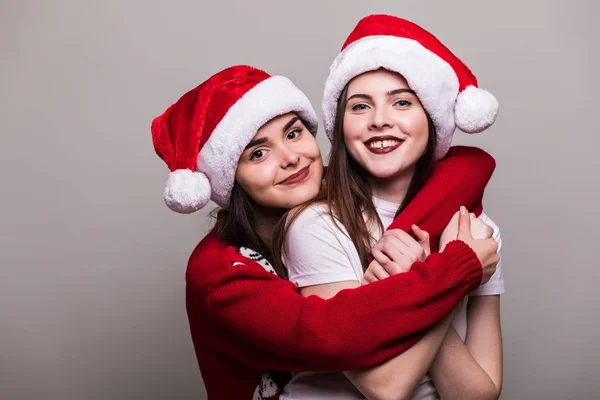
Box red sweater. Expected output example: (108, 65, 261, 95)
(186, 146, 495, 399)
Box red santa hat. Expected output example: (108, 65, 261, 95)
(151, 65, 318, 214)
(322, 14, 499, 160)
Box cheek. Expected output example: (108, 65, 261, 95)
(343, 113, 364, 141)
(235, 162, 277, 200)
(404, 112, 429, 142)
(304, 136, 322, 160)
(342, 116, 365, 156)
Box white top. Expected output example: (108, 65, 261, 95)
(281, 198, 505, 400)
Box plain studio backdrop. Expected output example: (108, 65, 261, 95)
(1, 0, 598, 399)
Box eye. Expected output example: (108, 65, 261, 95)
(351, 103, 370, 111)
(249, 149, 267, 160)
(287, 128, 302, 140)
(394, 99, 412, 107)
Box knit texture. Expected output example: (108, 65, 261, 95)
(185, 145, 495, 399)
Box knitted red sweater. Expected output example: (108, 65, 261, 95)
(186, 146, 495, 399)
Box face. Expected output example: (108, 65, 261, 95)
(235, 112, 323, 209)
(343, 69, 429, 179)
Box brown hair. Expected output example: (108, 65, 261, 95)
(274, 75, 437, 273)
(216, 181, 286, 276)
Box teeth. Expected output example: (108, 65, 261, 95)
(369, 140, 400, 149)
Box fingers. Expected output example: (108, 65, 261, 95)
(369, 257, 391, 280)
(382, 229, 426, 260)
(362, 259, 390, 285)
(372, 248, 403, 275)
(372, 239, 405, 269)
(411, 224, 431, 258)
(383, 229, 419, 247)
(457, 206, 473, 241)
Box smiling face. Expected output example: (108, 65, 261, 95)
(235, 112, 323, 209)
(343, 69, 430, 180)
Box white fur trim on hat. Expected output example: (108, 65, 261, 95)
(323, 35, 460, 161)
(164, 169, 211, 214)
(454, 85, 498, 133)
(197, 76, 318, 208)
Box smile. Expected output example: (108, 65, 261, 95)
(279, 165, 310, 185)
(364, 136, 404, 154)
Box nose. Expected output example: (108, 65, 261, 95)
(279, 145, 300, 168)
(370, 106, 393, 131)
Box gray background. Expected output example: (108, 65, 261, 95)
(1, 0, 598, 398)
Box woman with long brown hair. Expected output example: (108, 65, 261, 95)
(281, 15, 504, 400)
(152, 64, 499, 399)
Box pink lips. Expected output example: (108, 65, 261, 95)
(364, 135, 404, 154)
(280, 166, 310, 185)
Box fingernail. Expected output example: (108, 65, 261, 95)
(460, 206, 467, 215)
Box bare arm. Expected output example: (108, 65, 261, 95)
(428, 295, 503, 400)
(300, 280, 455, 400)
(345, 314, 453, 400)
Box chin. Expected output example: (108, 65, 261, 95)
(272, 184, 320, 209)
(363, 162, 407, 179)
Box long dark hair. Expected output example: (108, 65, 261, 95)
(216, 181, 287, 277)
(275, 75, 437, 272)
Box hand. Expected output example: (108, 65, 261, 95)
(439, 211, 494, 251)
(454, 206, 499, 285)
(361, 226, 430, 285)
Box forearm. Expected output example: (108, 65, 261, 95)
(429, 327, 500, 400)
(385, 146, 495, 248)
(199, 241, 481, 371)
(345, 313, 453, 400)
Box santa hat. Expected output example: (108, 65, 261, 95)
(323, 14, 498, 160)
(151, 65, 318, 214)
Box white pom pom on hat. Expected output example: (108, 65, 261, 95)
(151, 65, 318, 213)
(322, 14, 499, 161)
(163, 169, 211, 214)
(454, 85, 499, 133)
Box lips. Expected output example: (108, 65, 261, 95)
(279, 166, 310, 185)
(364, 135, 404, 154)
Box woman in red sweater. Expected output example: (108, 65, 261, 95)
(151, 65, 499, 399)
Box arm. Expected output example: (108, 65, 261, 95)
(385, 146, 495, 249)
(188, 147, 493, 372)
(345, 211, 501, 399)
(428, 297, 502, 400)
(188, 231, 481, 372)
(429, 214, 504, 399)
(346, 314, 453, 400)
(292, 215, 455, 400)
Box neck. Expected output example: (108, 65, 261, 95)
(370, 167, 415, 204)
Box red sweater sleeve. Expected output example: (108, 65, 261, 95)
(386, 145, 496, 248)
(187, 238, 480, 372)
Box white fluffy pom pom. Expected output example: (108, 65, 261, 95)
(163, 169, 211, 214)
(454, 85, 499, 133)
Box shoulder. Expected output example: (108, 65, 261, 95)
(187, 229, 279, 292)
(284, 204, 362, 286)
(286, 203, 341, 238)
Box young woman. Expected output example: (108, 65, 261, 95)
(281, 15, 504, 400)
(151, 64, 499, 399)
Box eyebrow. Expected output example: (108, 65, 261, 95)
(283, 116, 300, 132)
(387, 88, 416, 96)
(244, 116, 301, 150)
(245, 137, 269, 150)
(346, 88, 416, 103)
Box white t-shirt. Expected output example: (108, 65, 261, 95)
(281, 198, 505, 400)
